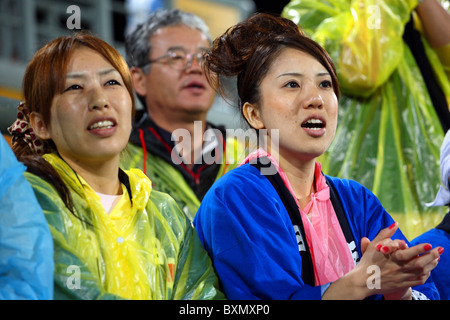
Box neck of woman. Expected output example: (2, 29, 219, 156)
(270, 147, 317, 209)
(60, 154, 123, 196)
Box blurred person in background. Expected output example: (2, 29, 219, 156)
(123, 9, 244, 221)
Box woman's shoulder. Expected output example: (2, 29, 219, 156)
(325, 174, 376, 197)
(126, 167, 182, 212)
(198, 163, 285, 220)
(324, 174, 385, 217)
(213, 162, 271, 189)
(203, 163, 278, 204)
(123, 168, 193, 240)
(24, 170, 59, 194)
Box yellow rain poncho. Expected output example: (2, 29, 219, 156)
(25, 153, 224, 300)
(283, 0, 450, 239)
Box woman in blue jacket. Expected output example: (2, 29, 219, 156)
(193, 13, 443, 300)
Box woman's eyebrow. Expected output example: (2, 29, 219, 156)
(277, 72, 304, 78)
(98, 68, 118, 76)
(277, 71, 330, 78)
(66, 68, 118, 79)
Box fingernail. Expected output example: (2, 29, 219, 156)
(382, 246, 389, 253)
(438, 247, 444, 255)
(424, 244, 432, 251)
(389, 222, 397, 229)
(376, 244, 382, 251)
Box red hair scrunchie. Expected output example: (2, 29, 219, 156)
(7, 102, 45, 155)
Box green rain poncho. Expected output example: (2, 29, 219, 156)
(25, 153, 224, 300)
(283, 0, 450, 239)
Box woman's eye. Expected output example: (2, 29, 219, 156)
(63, 84, 82, 92)
(285, 81, 299, 88)
(320, 80, 332, 88)
(105, 79, 120, 86)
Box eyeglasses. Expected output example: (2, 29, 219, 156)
(139, 48, 206, 70)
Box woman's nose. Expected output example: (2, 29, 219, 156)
(88, 87, 109, 110)
(302, 87, 324, 109)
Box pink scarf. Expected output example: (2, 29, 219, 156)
(241, 149, 355, 285)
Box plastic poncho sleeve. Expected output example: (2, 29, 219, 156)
(283, 0, 418, 97)
(149, 190, 225, 300)
(0, 134, 54, 300)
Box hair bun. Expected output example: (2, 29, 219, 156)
(205, 13, 302, 78)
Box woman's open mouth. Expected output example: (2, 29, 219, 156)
(301, 117, 326, 136)
(87, 119, 117, 137)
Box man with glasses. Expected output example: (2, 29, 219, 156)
(123, 9, 244, 221)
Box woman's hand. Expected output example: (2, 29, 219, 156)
(372, 232, 443, 300)
(322, 222, 443, 300)
(358, 223, 443, 299)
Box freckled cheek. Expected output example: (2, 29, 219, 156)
(263, 97, 294, 123)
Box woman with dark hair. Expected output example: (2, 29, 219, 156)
(8, 32, 223, 300)
(193, 13, 442, 300)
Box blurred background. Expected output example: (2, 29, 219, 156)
(0, 0, 290, 142)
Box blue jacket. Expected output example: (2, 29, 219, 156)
(0, 134, 54, 299)
(194, 163, 439, 300)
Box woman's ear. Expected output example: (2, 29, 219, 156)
(243, 102, 265, 129)
(130, 67, 148, 97)
(30, 112, 51, 140)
